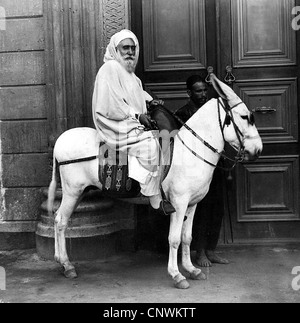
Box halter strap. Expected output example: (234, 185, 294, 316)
(229, 101, 244, 110)
(177, 133, 241, 172)
(171, 98, 247, 169)
(219, 99, 244, 111)
(58, 155, 98, 167)
(218, 98, 245, 147)
(169, 105, 239, 163)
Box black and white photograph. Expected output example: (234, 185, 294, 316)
(0, 0, 300, 305)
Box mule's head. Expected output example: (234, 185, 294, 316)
(211, 74, 263, 161)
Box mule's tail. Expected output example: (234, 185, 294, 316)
(47, 153, 59, 217)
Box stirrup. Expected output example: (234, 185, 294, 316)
(151, 200, 176, 216)
(158, 188, 176, 215)
(161, 200, 176, 215)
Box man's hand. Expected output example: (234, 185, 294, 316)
(139, 114, 158, 130)
(139, 114, 152, 128)
(150, 99, 164, 107)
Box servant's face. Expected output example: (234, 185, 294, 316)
(189, 82, 208, 107)
(116, 38, 137, 73)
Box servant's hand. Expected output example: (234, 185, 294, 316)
(150, 99, 164, 107)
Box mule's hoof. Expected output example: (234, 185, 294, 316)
(175, 279, 190, 290)
(174, 275, 190, 289)
(190, 270, 207, 281)
(64, 269, 78, 279)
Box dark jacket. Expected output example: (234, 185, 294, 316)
(175, 99, 201, 125)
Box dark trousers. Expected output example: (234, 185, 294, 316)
(192, 167, 224, 252)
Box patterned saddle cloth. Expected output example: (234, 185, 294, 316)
(98, 143, 175, 200)
(98, 143, 141, 198)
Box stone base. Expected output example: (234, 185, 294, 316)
(36, 233, 119, 261)
(36, 189, 137, 261)
(0, 232, 36, 251)
(36, 229, 136, 261)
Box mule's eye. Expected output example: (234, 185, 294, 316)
(241, 116, 248, 121)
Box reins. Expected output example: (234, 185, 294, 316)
(177, 134, 241, 172)
(166, 98, 246, 171)
(165, 98, 244, 172)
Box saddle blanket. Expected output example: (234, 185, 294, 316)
(98, 143, 141, 198)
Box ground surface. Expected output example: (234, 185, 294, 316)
(0, 245, 299, 303)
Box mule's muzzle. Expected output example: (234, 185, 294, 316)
(244, 148, 262, 162)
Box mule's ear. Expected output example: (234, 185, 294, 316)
(210, 74, 240, 103)
(210, 74, 227, 100)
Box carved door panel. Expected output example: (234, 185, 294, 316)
(132, 0, 300, 244)
(219, 0, 300, 242)
(131, 0, 218, 111)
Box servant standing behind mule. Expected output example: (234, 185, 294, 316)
(175, 75, 229, 267)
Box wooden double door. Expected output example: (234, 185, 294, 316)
(131, 0, 300, 244)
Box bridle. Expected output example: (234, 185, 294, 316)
(218, 98, 246, 161)
(176, 98, 255, 171)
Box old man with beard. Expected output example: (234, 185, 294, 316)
(92, 29, 175, 215)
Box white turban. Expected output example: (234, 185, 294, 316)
(104, 29, 140, 64)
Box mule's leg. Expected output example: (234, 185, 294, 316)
(54, 192, 84, 264)
(54, 215, 60, 263)
(181, 206, 206, 281)
(168, 205, 190, 289)
(55, 191, 83, 279)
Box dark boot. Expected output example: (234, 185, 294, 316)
(151, 200, 176, 216)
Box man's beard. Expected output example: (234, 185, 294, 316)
(117, 53, 137, 73)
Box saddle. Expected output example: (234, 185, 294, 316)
(99, 104, 179, 199)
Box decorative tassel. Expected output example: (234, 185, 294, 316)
(227, 171, 233, 182)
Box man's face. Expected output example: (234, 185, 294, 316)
(188, 82, 208, 107)
(116, 38, 137, 73)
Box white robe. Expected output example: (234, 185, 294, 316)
(92, 60, 160, 195)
